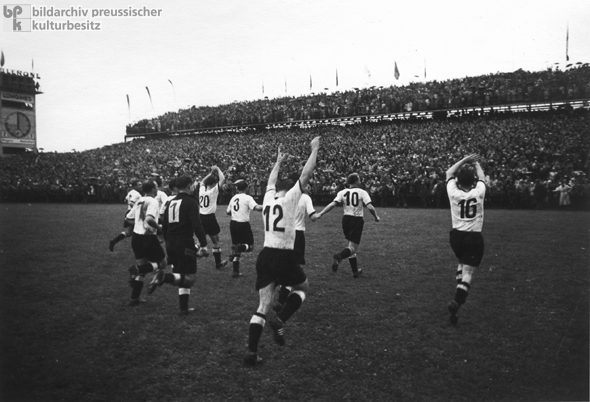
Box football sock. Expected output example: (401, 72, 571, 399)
(454, 282, 471, 305)
(213, 248, 221, 265)
(113, 233, 126, 243)
(348, 255, 358, 273)
(456, 269, 463, 284)
(238, 244, 251, 253)
(179, 288, 190, 311)
(233, 258, 240, 274)
(130, 277, 144, 300)
(278, 290, 305, 323)
(340, 247, 352, 260)
(278, 286, 290, 305)
(247, 313, 266, 353)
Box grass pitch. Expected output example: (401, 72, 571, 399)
(0, 204, 588, 401)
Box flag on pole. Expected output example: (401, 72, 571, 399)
(394, 62, 400, 80)
(126, 94, 130, 118)
(424, 58, 426, 79)
(1, 51, 4, 67)
(168, 79, 176, 103)
(566, 25, 569, 61)
(309, 75, 313, 91)
(146, 86, 154, 111)
(285, 77, 287, 93)
(336, 68, 339, 87)
(364, 65, 371, 80)
(262, 81, 265, 94)
(32, 58, 34, 71)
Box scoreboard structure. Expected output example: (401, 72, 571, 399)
(0, 70, 41, 155)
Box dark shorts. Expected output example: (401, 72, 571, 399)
(200, 213, 221, 237)
(449, 229, 485, 267)
(254, 247, 307, 290)
(166, 237, 197, 275)
(230, 220, 254, 245)
(294, 230, 306, 265)
(342, 215, 364, 245)
(131, 233, 166, 262)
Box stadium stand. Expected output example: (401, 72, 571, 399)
(1, 68, 589, 209)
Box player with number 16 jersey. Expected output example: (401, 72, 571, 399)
(445, 154, 486, 325)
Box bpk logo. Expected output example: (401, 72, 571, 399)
(3, 4, 31, 32)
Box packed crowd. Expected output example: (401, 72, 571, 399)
(2, 107, 589, 209)
(127, 66, 590, 133)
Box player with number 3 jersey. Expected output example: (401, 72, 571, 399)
(445, 153, 486, 325)
(226, 180, 262, 278)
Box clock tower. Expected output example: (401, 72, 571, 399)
(0, 70, 41, 155)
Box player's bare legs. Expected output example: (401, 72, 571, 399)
(230, 243, 254, 277)
(110, 224, 133, 252)
(332, 241, 361, 277)
(128, 257, 163, 305)
(245, 282, 276, 365)
(448, 264, 475, 324)
(210, 234, 227, 269)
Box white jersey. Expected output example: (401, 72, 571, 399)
(156, 190, 169, 216)
(295, 193, 315, 231)
(132, 196, 160, 235)
(227, 193, 259, 222)
(333, 187, 372, 217)
(199, 184, 220, 214)
(262, 182, 302, 250)
(447, 179, 486, 232)
(125, 189, 142, 219)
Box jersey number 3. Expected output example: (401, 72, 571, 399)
(263, 205, 285, 232)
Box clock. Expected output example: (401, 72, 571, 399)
(5, 112, 31, 138)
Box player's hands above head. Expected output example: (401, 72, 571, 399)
(310, 136, 320, 150)
(276, 147, 288, 164)
(464, 154, 480, 163)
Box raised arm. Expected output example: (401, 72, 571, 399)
(446, 153, 479, 181)
(299, 136, 321, 189)
(200, 172, 213, 186)
(213, 165, 225, 187)
(267, 147, 288, 188)
(473, 161, 485, 182)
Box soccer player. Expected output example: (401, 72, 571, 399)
(199, 166, 229, 269)
(127, 180, 167, 306)
(149, 175, 209, 316)
(274, 183, 318, 312)
(445, 154, 486, 325)
(109, 179, 142, 252)
(226, 180, 263, 278)
(316, 173, 380, 278)
(244, 136, 320, 366)
(153, 175, 169, 219)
